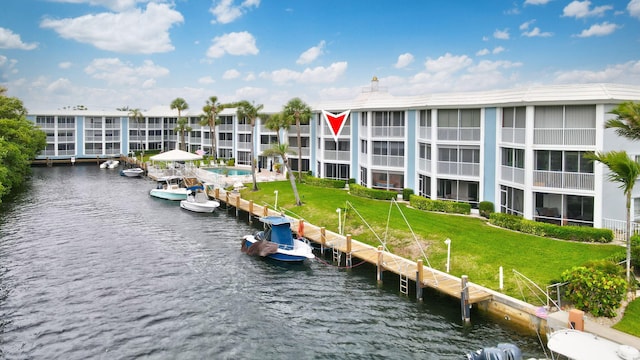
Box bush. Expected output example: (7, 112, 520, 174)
(489, 213, 613, 243)
(349, 184, 397, 200)
(409, 194, 471, 215)
(402, 188, 414, 200)
(561, 265, 627, 317)
(303, 175, 346, 189)
(479, 201, 494, 218)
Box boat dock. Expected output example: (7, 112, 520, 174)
(209, 187, 492, 321)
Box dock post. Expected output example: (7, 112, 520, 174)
(346, 234, 352, 268)
(235, 195, 240, 217)
(214, 188, 220, 200)
(461, 275, 471, 323)
(416, 259, 424, 301)
(320, 227, 326, 252)
(298, 219, 305, 238)
(262, 205, 268, 229)
(248, 201, 254, 224)
(376, 245, 384, 283)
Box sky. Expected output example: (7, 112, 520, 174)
(1, 0, 640, 113)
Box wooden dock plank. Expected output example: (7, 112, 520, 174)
(210, 188, 493, 304)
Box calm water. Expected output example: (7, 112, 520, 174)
(0, 165, 546, 359)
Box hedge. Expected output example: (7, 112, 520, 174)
(349, 184, 397, 200)
(409, 194, 471, 215)
(489, 213, 613, 243)
(302, 175, 347, 189)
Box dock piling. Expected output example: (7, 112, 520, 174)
(461, 275, 471, 323)
(346, 234, 352, 268)
(377, 246, 384, 283)
(416, 259, 424, 300)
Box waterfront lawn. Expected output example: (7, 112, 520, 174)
(240, 181, 624, 299)
(614, 298, 640, 337)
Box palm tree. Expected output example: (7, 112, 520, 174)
(283, 98, 311, 181)
(234, 100, 265, 191)
(174, 117, 192, 151)
(200, 96, 227, 161)
(170, 98, 189, 150)
(263, 143, 302, 206)
(605, 101, 640, 140)
(263, 111, 291, 144)
(585, 150, 640, 282)
(128, 108, 144, 158)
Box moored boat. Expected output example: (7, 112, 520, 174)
(120, 167, 144, 177)
(241, 216, 315, 262)
(100, 159, 120, 169)
(149, 176, 188, 201)
(180, 186, 220, 213)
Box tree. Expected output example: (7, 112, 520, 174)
(605, 101, 640, 140)
(283, 98, 311, 181)
(128, 108, 144, 158)
(200, 96, 227, 161)
(263, 143, 302, 206)
(585, 150, 640, 282)
(170, 98, 189, 151)
(233, 100, 265, 191)
(174, 117, 192, 152)
(263, 111, 291, 144)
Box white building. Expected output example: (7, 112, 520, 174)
(28, 80, 640, 232)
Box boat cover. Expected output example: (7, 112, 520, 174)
(241, 239, 278, 256)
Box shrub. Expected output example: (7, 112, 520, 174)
(349, 184, 397, 200)
(489, 213, 613, 243)
(409, 194, 471, 215)
(561, 265, 627, 318)
(479, 201, 494, 218)
(402, 188, 414, 200)
(303, 175, 346, 189)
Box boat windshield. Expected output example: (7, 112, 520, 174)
(270, 223, 294, 248)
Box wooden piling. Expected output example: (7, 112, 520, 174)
(377, 245, 384, 283)
(248, 201, 254, 224)
(416, 259, 424, 301)
(461, 275, 471, 323)
(320, 227, 326, 252)
(346, 234, 352, 267)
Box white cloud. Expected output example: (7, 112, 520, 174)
(48, 0, 145, 12)
(424, 53, 473, 74)
(244, 72, 256, 81)
(198, 76, 215, 84)
(476, 48, 490, 56)
(563, 1, 613, 18)
(59, 62, 72, 69)
(554, 60, 640, 84)
(84, 58, 169, 86)
(574, 22, 619, 37)
(223, 69, 241, 79)
(40, 3, 183, 54)
(0, 27, 38, 50)
(493, 46, 505, 54)
(206, 31, 259, 58)
(46, 78, 73, 94)
(261, 62, 348, 84)
(520, 20, 535, 31)
(522, 27, 553, 37)
(629, 0, 640, 18)
(0, 55, 19, 79)
(525, 0, 552, 4)
(493, 28, 510, 40)
(210, 0, 260, 24)
(234, 86, 268, 100)
(296, 40, 326, 65)
(394, 53, 414, 68)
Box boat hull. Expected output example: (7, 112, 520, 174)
(242, 235, 315, 262)
(180, 199, 220, 213)
(121, 168, 144, 177)
(149, 189, 188, 201)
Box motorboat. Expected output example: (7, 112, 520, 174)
(120, 167, 144, 177)
(466, 343, 525, 360)
(547, 329, 640, 360)
(180, 186, 220, 213)
(241, 216, 315, 262)
(149, 176, 188, 201)
(100, 160, 120, 169)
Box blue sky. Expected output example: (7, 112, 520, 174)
(1, 0, 639, 113)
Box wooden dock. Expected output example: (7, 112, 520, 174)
(209, 188, 493, 309)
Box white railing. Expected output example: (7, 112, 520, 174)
(532, 171, 594, 191)
(237, 124, 251, 132)
(418, 159, 432, 173)
(218, 140, 233, 148)
(602, 218, 640, 243)
(324, 125, 351, 136)
(237, 142, 251, 150)
(437, 161, 480, 177)
(323, 150, 350, 161)
(371, 155, 403, 167)
(418, 127, 431, 140)
(500, 166, 525, 184)
(372, 126, 404, 138)
(437, 127, 481, 141)
(533, 128, 595, 146)
(501, 128, 526, 144)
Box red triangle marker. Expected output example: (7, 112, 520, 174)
(322, 110, 350, 141)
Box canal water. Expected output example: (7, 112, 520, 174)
(0, 165, 547, 359)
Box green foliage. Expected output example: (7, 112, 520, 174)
(489, 213, 613, 243)
(409, 194, 471, 214)
(479, 201, 494, 218)
(303, 175, 346, 188)
(402, 188, 414, 200)
(0, 92, 47, 203)
(349, 183, 397, 200)
(226, 158, 235, 166)
(561, 265, 627, 317)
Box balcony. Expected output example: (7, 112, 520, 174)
(533, 128, 595, 146)
(417, 159, 432, 173)
(418, 127, 432, 140)
(501, 128, 526, 144)
(500, 166, 525, 184)
(324, 125, 350, 136)
(372, 155, 403, 167)
(323, 150, 350, 161)
(437, 161, 480, 177)
(372, 126, 403, 138)
(437, 127, 481, 142)
(533, 170, 594, 191)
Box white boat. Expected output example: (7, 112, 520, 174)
(180, 188, 220, 213)
(149, 176, 188, 201)
(100, 160, 120, 169)
(120, 167, 144, 177)
(547, 329, 640, 360)
(241, 216, 315, 262)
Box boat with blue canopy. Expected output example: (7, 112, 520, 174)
(241, 216, 315, 262)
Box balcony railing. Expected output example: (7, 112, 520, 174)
(437, 127, 481, 141)
(437, 161, 480, 177)
(237, 142, 251, 150)
(218, 140, 233, 148)
(289, 147, 310, 157)
(417, 158, 432, 173)
(237, 124, 251, 132)
(501, 128, 526, 144)
(533, 128, 596, 146)
(418, 127, 432, 140)
(500, 166, 525, 184)
(323, 125, 350, 136)
(323, 150, 350, 161)
(371, 155, 403, 167)
(372, 126, 404, 138)
(532, 170, 594, 191)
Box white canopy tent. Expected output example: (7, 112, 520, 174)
(150, 149, 203, 162)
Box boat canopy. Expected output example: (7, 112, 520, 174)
(260, 216, 294, 247)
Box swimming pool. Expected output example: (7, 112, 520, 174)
(206, 168, 252, 176)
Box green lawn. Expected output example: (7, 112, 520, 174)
(614, 298, 640, 336)
(239, 181, 624, 299)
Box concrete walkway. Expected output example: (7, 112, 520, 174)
(547, 310, 640, 350)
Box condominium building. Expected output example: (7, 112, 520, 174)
(27, 80, 640, 232)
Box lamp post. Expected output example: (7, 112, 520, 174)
(274, 190, 279, 210)
(336, 208, 342, 235)
(444, 238, 451, 273)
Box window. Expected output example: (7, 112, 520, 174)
(419, 143, 431, 160)
(460, 109, 480, 127)
(324, 163, 350, 180)
(360, 139, 367, 154)
(502, 107, 525, 128)
(502, 148, 524, 168)
(238, 134, 251, 143)
(438, 110, 458, 127)
(419, 110, 431, 127)
(536, 150, 593, 173)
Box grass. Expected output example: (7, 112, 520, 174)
(614, 298, 640, 336)
(239, 181, 624, 300)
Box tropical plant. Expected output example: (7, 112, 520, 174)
(200, 96, 227, 161)
(170, 97, 189, 151)
(561, 265, 627, 317)
(128, 108, 144, 158)
(283, 98, 311, 181)
(174, 117, 192, 152)
(263, 111, 291, 144)
(233, 100, 266, 191)
(605, 101, 640, 140)
(263, 143, 302, 206)
(585, 150, 640, 282)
